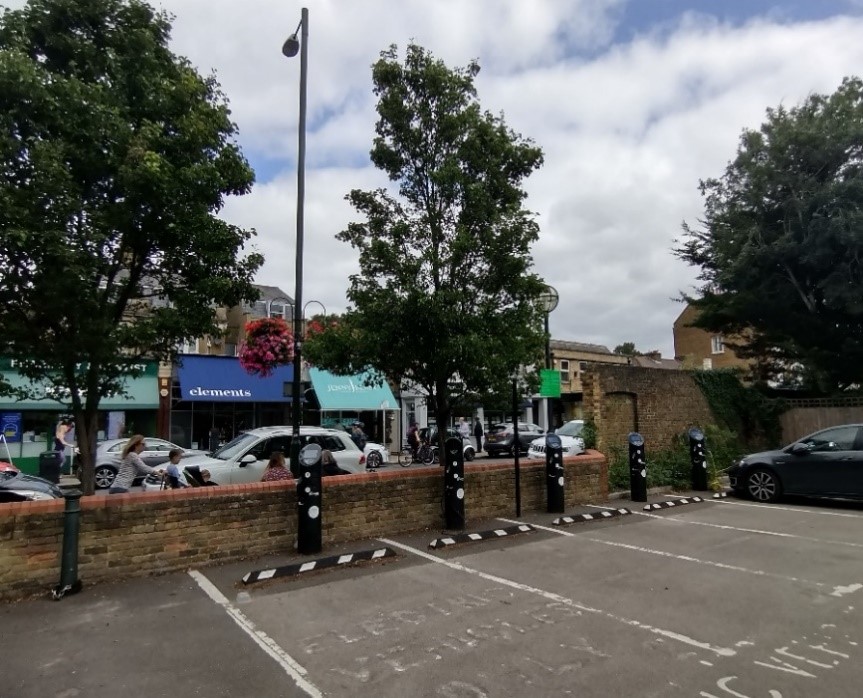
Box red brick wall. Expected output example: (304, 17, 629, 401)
(0, 453, 606, 602)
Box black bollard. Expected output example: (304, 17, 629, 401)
(628, 432, 647, 502)
(443, 436, 465, 530)
(297, 443, 322, 555)
(52, 489, 83, 600)
(545, 433, 565, 513)
(688, 427, 709, 491)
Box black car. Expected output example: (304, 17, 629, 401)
(484, 422, 545, 457)
(727, 424, 863, 503)
(0, 470, 64, 503)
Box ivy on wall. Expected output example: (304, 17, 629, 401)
(692, 369, 786, 449)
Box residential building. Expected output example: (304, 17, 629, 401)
(673, 304, 752, 372)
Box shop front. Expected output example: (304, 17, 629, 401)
(171, 355, 296, 450)
(309, 368, 399, 449)
(0, 359, 159, 474)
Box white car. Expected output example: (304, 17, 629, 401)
(527, 420, 586, 459)
(142, 426, 387, 489)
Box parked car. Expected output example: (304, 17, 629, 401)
(0, 461, 19, 473)
(363, 442, 391, 468)
(142, 426, 384, 490)
(0, 470, 63, 503)
(527, 420, 586, 459)
(419, 427, 476, 462)
(83, 438, 208, 490)
(484, 422, 545, 457)
(727, 424, 863, 503)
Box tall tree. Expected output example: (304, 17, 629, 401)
(304, 44, 547, 440)
(613, 342, 639, 357)
(675, 77, 863, 391)
(0, 0, 262, 493)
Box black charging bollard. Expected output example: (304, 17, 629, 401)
(545, 433, 565, 513)
(688, 427, 709, 491)
(628, 432, 647, 502)
(443, 436, 465, 530)
(52, 489, 83, 600)
(297, 443, 322, 555)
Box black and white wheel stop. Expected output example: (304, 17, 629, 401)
(644, 496, 705, 511)
(428, 524, 534, 550)
(713, 492, 728, 499)
(242, 547, 396, 585)
(552, 508, 632, 526)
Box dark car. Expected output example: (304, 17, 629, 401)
(727, 424, 863, 503)
(0, 470, 64, 503)
(484, 422, 545, 457)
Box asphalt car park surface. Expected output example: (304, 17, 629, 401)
(4, 492, 861, 698)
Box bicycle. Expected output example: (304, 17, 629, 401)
(397, 441, 436, 466)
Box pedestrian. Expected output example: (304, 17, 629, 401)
(209, 425, 221, 452)
(109, 434, 163, 494)
(261, 451, 293, 482)
(407, 420, 420, 457)
(54, 418, 72, 475)
(164, 448, 188, 489)
(474, 419, 484, 452)
(322, 449, 350, 476)
(350, 423, 367, 451)
(457, 417, 470, 440)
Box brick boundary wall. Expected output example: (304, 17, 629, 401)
(0, 452, 606, 602)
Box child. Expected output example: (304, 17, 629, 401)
(165, 448, 188, 489)
(200, 469, 219, 486)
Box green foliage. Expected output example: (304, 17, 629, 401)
(581, 418, 597, 450)
(304, 44, 547, 440)
(613, 342, 639, 356)
(0, 0, 262, 491)
(675, 77, 863, 391)
(692, 370, 786, 449)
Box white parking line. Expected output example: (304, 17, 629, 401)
(496, 518, 828, 589)
(714, 499, 863, 519)
(377, 537, 736, 658)
(188, 570, 322, 698)
(585, 505, 863, 550)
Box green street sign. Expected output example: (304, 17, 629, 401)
(539, 369, 561, 398)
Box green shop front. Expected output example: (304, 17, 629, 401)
(0, 359, 159, 475)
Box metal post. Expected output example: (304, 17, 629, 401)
(688, 427, 709, 491)
(443, 436, 465, 530)
(628, 432, 647, 502)
(545, 434, 565, 513)
(52, 489, 83, 600)
(297, 443, 322, 554)
(290, 7, 309, 478)
(512, 378, 521, 517)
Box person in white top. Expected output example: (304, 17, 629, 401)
(457, 417, 470, 440)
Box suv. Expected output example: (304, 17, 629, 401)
(484, 422, 544, 457)
(142, 426, 371, 488)
(528, 420, 586, 459)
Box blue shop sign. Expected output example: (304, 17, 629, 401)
(177, 356, 295, 402)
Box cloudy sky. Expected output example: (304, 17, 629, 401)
(10, 0, 863, 356)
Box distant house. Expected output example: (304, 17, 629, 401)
(673, 304, 752, 373)
(631, 351, 681, 370)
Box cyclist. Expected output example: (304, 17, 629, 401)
(407, 421, 420, 458)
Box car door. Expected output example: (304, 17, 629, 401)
(782, 426, 861, 496)
(231, 435, 294, 484)
(141, 438, 173, 467)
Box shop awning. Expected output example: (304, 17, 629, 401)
(177, 356, 294, 402)
(309, 368, 399, 411)
(0, 362, 158, 410)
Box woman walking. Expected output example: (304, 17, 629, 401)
(109, 434, 163, 494)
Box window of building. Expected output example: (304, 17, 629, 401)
(711, 336, 725, 354)
(702, 357, 713, 370)
(559, 359, 569, 382)
(579, 361, 588, 372)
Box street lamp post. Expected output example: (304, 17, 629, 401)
(537, 285, 559, 432)
(282, 8, 309, 475)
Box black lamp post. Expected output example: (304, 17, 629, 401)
(282, 8, 309, 474)
(538, 285, 559, 431)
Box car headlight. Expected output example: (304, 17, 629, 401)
(10, 490, 59, 501)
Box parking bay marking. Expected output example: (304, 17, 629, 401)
(188, 570, 323, 698)
(497, 518, 832, 590)
(377, 537, 736, 658)
(714, 499, 863, 519)
(585, 505, 863, 550)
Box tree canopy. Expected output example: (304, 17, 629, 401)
(304, 44, 547, 434)
(675, 77, 863, 390)
(0, 0, 262, 491)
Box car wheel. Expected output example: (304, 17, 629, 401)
(464, 447, 475, 462)
(746, 468, 782, 503)
(94, 465, 118, 489)
(366, 450, 382, 469)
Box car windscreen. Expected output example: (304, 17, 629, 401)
(556, 422, 584, 437)
(211, 433, 259, 461)
(488, 424, 510, 434)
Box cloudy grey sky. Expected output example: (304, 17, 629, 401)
(8, 0, 863, 356)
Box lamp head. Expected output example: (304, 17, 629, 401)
(282, 34, 300, 58)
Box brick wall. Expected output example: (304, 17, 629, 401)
(582, 364, 716, 453)
(0, 453, 606, 602)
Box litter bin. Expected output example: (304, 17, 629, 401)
(39, 451, 64, 484)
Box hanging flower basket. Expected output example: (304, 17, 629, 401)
(238, 317, 294, 377)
